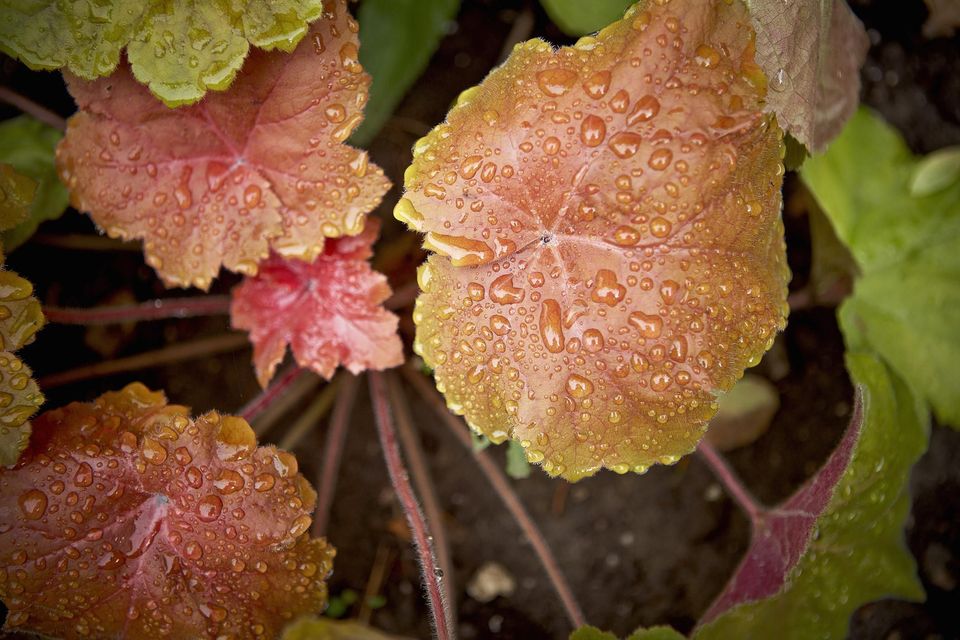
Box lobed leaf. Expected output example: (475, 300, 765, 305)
(0, 383, 335, 639)
(743, 0, 869, 152)
(400, 0, 789, 480)
(57, 0, 391, 290)
(231, 219, 403, 387)
(540, 0, 634, 36)
(0, 117, 70, 252)
(0, 0, 324, 107)
(697, 352, 927, 638)
(802, 109, 960, 427)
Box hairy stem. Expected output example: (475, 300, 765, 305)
(313, 374, 359, 538)
(0, 86, 66, 131)
(369, 371, 454, 640)
(278, 377, 340, 451)
(385, 371, 457, 621)
(697, 440, 766, 524)
(401, 362, 586, 629)
(239, 366, 306, 424)
(44, 296, 232, 325)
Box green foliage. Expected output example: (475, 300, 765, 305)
(0, 117, 68, 251)
(570, 625, 685, 640)
(505, 440, 531, 479)
(282, 616, 394, 640)
(910, 146, 960, 196)
(0, 0, 324, 107)
(351, 0, 460, 146)
(539, 0, 633, 36)
(803, 108, 960, 427)
(697, 351, 927, 639)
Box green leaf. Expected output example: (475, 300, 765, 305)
(282, 616, 395, 640)
(0, 0, 324, 107)
(696, 351, 927, 639)
(351, 0, 459, 147)
(539, 0, 633, 36)
(910, 146, 960, 196)
(570, 625, 686, 640)
(802, 108, 960, 427)
(0, 117, 69, 251)
(0, 163, 35, 234)
(505, 439, 531, 479)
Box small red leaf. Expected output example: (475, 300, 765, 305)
(231, 219, 403, 387)
(0, 383, 334, 639)
(56, 0, 390, 290)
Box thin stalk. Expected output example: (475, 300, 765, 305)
(38, 333, 248, 389)
(32, 234, 141, 252)
(313, 374, 359, 537)
(239, 366, 305, 424)
(401, 362, 586, 630)
(0, 86, 66, 131)
(44, 296, 232, 325)
(278, 378, 341, 451)
(385, 371, 456, 621)
(249, 370, 320, 438)
(369, 371, 454, 640)
(697, 440, 765, 524)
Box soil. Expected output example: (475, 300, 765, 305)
(1, 0, 958, 639)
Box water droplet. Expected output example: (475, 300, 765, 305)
(629, 311, 663, 338)
(254, 473, 276, 492)
(489, 274, 525, 304)
(243, 185, 261, 208)
(608, 132, 643, 158)
(583, 70, 612, 99)
(580, 115, 607, 147)
(648, 148, 673, 171)
(536, 68, 578, 97)
(18, 489, 47, 520)
(591, 269, 626, 306)
(565, 373, 595, 398)
(141, 437, 168, 465)
(214, 469, 244, 494)
(424, 233, 494, 267)
(626, 94, 660, 126)
(539, 299, 565, 353)
(197, 495, 223, 522)
(74, 462, 93, 488)
(694, 44, 721, 68)
(289, 514, 311, 537)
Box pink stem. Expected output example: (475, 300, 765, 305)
(239, 366, 305, 423)
(369, 371, 454, 640)
(697, 440, 766, 524)
(312, 374, 359, 538)
(401, 363, 586, 629)
(0, 86, 66, 131)
(43, 296, 232, 325)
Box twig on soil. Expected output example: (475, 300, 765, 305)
(369, 371, 455, 640)
(44, 295, 232, 325)
(239, 366, 306, 424)
(38, 332, 248, 389)
(697, 440, 765, 525)
(312, 373, 359, 538)
(0, 86, 66, 131)
(385, 371, 457, 621)
(401, 362, 586, 630)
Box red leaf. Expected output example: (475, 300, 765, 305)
(0, 383, 335, 639)
(231, 219, 403, 387)
(56, 0, 390, 290)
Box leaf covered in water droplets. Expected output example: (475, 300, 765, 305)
(399, 0, 789, 480)
(0, 383, 335, 639)
(743, 0, 869, 153)
(0, 0, 324, 107)
(231, 219, 403, 387)
(57, 0, 391, 290)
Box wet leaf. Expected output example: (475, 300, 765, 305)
(0, 117, 70, 252)
(57, 0, 391, 290)
(0, 383, 335, 638)
(231, 219, 403, 387)
(0, 163, 35, 236)
(697, 351, 927, 638)
(744, 0, 869, 152)
(802, 108, 960, 427)
(540, 0, 633, 36)
(0, 0, 324, 107)
(351, 0, 460, 146)
(400, 0, 789, 480)
(282, 616, 395, 640)
(0, 353, 41, 467)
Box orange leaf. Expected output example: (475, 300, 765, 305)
(57, 0, 390, 290)
(231, 219, 403, 387)
(0, 383, 335, 638)
(401, 0, 789, 480)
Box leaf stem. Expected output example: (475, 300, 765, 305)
(278, 377, 341, 452)
(401, 362, 586, 630)
(369, 371, 455, 640)
(0, 86, 67, 131)
(697, 440, 766, 524)
(239, 366, 306, 424)
(312, 374, 359, 538)
(44, 296, 232, 325)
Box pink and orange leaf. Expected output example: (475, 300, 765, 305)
(57, 0, 390, 290)
(0, 383, 335, 639)
(398, 0, 790, 480)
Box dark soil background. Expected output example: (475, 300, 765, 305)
(1, 0, 958, 638)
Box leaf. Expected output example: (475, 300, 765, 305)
(57, 0, 391, 291)
(540, 0, 633, 36)
(696, 352, 927, 638)
(401, 0, 790, 480)
(282, 616, 396, 640)
(505, 440, 531, 479)
(0, 0, 324, 107)
(909, 146, 960, 197)
(744, 0, 869, 152)
(351, 0, 460, 147)
(0, 352, 41, 467)
(802, 108, 960, 427)
(231, 219, 403, 387)
(0, 163, 35, 235)
(0, 382, 335, 638)
(570, 625, 685, 640)
(704, 373, 779, 451)
(0, 117, 70, 252)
